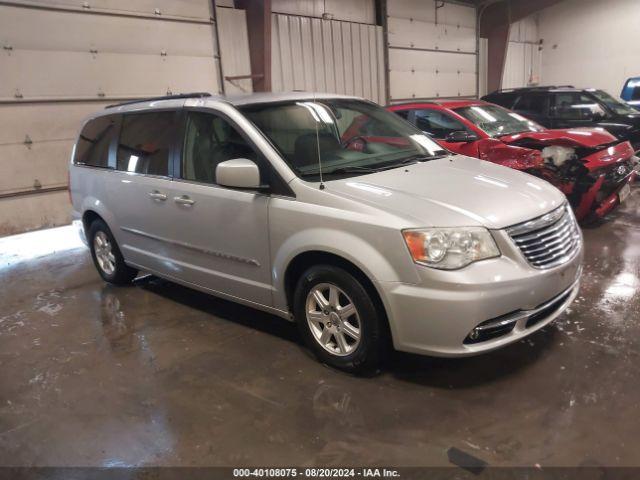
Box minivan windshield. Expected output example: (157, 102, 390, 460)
(241, 99, 447, 181)
(454, 104, 544, 138)
(589, 89, 638, 115)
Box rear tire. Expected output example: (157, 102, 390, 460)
(88, 219, 138, 285)
(293, 265, 386, 374)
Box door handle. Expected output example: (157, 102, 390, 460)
(174, 195, 195, 206)
(148, 191, 167, 201)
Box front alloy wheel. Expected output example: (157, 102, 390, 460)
(306, 283, 361, 356)
(293, 265, 387, 374)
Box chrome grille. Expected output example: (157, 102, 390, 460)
(507, 205, 581, 269)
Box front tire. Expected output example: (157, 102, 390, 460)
(88, 219, 138, 285)
(293, 265, 386, 374)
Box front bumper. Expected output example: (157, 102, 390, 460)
(567, 144, 637, 219)
(593, 170, 636, 218)
(378, 229, 583, 357)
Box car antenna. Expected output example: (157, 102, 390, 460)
(313, 90, 325, 190)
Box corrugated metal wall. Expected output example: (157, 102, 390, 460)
(271, 13, 385, 104)
(272, 0, 375, 24)
(387, 0, 477, 101)
(0, 1, 247, 235)
(502, 17, 541, 90)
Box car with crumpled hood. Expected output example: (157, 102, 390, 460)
(388, 100, 638, 221)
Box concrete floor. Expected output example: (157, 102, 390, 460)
(0, 188, 638, 469)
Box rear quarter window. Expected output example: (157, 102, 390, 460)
(513, 94, 548, 115)
(74, 115, 118, 168)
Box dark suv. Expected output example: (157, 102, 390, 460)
(482, 86, 640, 152)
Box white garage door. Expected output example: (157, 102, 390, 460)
(387, 0, 477, 102)
(0, 0, 224, 235)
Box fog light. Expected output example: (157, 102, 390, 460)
(469, 329, 480, 341)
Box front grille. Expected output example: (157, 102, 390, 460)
(507, 205, 581, 269)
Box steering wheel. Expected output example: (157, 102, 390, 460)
(342, 135, 368, 152)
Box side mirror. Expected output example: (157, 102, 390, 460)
(216, 159, 265, 189)
(445, 130, 478, 143)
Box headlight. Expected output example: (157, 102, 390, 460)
(541, 146, 576, 167)
(402, 227, 500, 270)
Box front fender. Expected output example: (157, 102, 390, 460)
(271, 227, 420, 311)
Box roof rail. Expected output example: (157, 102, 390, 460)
(485, 87, 524, 94)
(487, 84, 577, 95)
(105, 92, 212, 109)
(526, 85, 576, 89)
(386, 99, 440, 107)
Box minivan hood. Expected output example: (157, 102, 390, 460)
(326, 155, 565, 229)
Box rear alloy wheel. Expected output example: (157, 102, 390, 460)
(294, 265, 386, 374)
(88, 219, 138, 285)
(94, 231, 116, 276)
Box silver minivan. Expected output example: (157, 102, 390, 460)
(70, 92, 583, 373)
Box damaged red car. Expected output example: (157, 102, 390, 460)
(388, 100, 638, 221)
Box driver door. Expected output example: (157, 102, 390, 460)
(409, 108, 480, 157)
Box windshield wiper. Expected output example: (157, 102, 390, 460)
(398, 152, 449, 163)
(424, 153, 450, 160)
(302, 152, 451, 177)
(324, 166, 379, 175)
(368, 152, 451, 172)
(383, 152, 449, 166)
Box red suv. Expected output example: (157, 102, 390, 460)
(388, 100, 637, 221)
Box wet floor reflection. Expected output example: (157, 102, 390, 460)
(99, 286, 136, 351)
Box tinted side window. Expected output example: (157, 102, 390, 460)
(413, 109, 467, 139)
(74, 115, 117, 167)
(514, 94, 548, 115)
(393, 110, 410, 120)
(552, 93, 606, 119)
(116, 112, 176, 176)
(182, 111, 258, 184)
